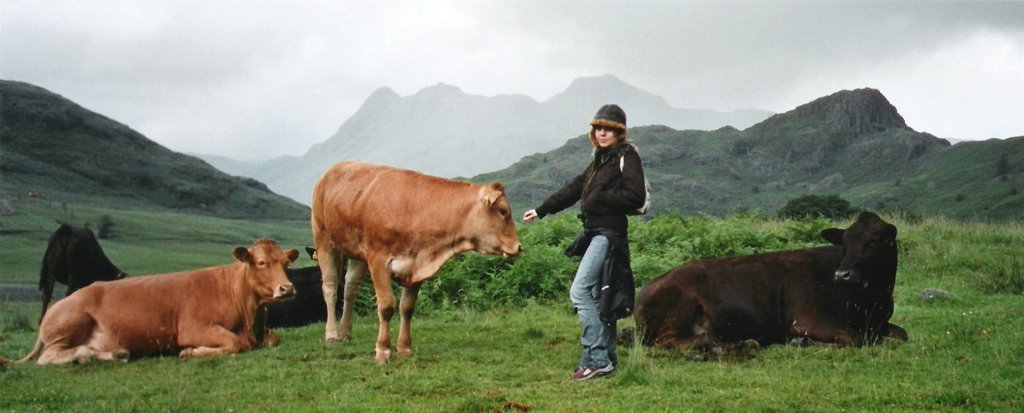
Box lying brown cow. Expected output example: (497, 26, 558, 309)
(635, 211, 907, 351)
(311, 161, 522, 364)
(5, 239, 298, 365)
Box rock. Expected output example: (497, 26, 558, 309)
(919, 288, 957, 301)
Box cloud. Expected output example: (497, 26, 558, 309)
(2, 0, 1022, 159)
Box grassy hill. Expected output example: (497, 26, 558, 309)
(474, 88, 1024, 220)
(0, 80, 309, 220)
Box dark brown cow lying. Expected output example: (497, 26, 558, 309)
(635, 212, 907, 350)
(6, 239, 298, 365)
(311, 161, 522, 364)
(38, 224, 127, 322)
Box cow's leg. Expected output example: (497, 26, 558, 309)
(885, 322, 908, 342)
(396, 282, 422, 358)
(35, 310, 100, 365)
(178, 326, 246, 359)
(318, 247, 344, 344)
(80, 327, 131, 362)
(39, 277, 55, 323)
(367, 259, 395, 365)
(652, 312, 720, 351)
(790, 317, 856, 347)
(339, 259, 368, 342)
(37, 345, 98, 365)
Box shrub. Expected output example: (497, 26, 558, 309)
(777, 194, 855, 220)
(97, 214, 114, 239)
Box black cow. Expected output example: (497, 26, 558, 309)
(38, 224, 127, 322)
(265, 247, 343, 328)
(635, 211, 907, 351)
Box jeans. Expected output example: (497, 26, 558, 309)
(569, 235, 617, 368)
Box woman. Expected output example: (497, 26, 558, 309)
(523, 104, 646, 381)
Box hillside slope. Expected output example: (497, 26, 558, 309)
(475, 88, 1024, 220)
(0, 80, 309, 219)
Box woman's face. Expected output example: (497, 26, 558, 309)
(593, 126, 619, 148)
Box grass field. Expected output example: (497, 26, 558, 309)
(1, 202, 1022, 412)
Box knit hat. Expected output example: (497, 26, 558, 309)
(589, 104, 627, 131)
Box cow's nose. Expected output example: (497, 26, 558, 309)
(834, 270, 852, 281)
(275, 283, 296, 299)
(503, 243, 523, 258)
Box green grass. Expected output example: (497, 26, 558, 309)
(1, 212, 1022, 412)
(0, 198, 315, 284)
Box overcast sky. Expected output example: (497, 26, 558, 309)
(3, 0, 1022, 161)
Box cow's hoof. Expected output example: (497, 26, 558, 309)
(74, 354, 96, 364)
(397, 348, 413, 358)
(374, 349, 391, 365)
(325, 337, 339, 345)
(112, 349, 130, 362)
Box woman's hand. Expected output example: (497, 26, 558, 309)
(523, 209, 539, 223)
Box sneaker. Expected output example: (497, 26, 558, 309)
(573, 364, 615, 381)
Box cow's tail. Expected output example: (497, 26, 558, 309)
(0, 336, 44, 365)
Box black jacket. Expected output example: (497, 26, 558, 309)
(534, 143, 646, 232)
(564, 228, 636, 324)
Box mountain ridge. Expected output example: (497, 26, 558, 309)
(473, 87, 1024, 220)
(230, 74, 773, 204)
(0, 80, 309, 219)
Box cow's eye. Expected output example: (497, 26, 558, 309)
(257, 260, 267, 267)
(497, 207, 509, 218)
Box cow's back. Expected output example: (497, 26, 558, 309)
(312, 161, 475, 257)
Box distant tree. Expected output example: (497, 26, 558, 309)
(97, 215, 115, 239)
(778, 194, 855, 220)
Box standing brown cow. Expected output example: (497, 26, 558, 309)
(635, 211, 907, 351)
(311, 161, 522, 364)
(4, 239, 298, 365)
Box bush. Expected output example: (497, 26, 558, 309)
(97, 214, 114, 239)
(777, 194, 855, 220)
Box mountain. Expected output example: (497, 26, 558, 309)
(543, 74, 771, 133)
(474, 88, 1024, 220)
(0, 80, 309, 219)
(235, 74, 773, 204)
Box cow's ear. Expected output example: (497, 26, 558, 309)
(286, 249, 300, 263)
(233, 247, 253, 263)
(884, 224, 898, 242)
(821, 228, 844, 245)
(479, 187, 502, 208)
